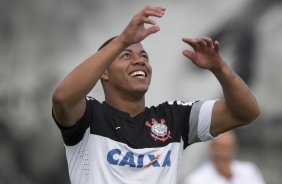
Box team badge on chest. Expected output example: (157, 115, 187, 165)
(145, 118, 172, 142)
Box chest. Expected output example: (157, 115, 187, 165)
(90, 108, 183, 149)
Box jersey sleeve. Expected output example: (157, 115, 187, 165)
(187, 100, 217, 145)
(52, 97, 97, 146)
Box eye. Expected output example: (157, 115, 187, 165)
(140, 54, 149, 60)
(122, 52, 131, 59)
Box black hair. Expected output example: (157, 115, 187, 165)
(97, 36, 118, 51)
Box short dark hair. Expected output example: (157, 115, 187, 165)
(98, 36, 118, 51)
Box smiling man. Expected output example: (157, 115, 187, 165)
(52, 6, 260, 184)
(100, 42, 152, 115)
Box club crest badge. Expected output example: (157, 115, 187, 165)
(145, 118, 172, 142)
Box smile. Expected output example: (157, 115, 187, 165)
(129, 70, 146, 78)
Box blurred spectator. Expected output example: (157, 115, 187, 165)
(182, 131, 265, 184)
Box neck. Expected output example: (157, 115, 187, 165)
(105, 92, 145, 117)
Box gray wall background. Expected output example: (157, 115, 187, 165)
(1, 0, 281, 183)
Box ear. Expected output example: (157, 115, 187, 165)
(100, 69, 109, 81)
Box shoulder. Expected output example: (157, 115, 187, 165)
(146, 100, 198, 120)
(86, 96, 99, 103)
(162, 100, 217, 116)
(152, 100, 197, 111)
(232, 160, 265, 183)
(233, 160, 261, 172)
(150, 100, 217, 109)
(167, 100, 196, 107)
(146, 100, 196, 113)
(85, 96, 104, 110)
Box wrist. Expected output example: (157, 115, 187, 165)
(210, 60, 229, 76)
(210, 61, 237, 85)
(116, 35, 131, 48)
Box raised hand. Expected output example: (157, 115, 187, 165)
(182, 37, 224, 71)
(119, 6, 166, 46)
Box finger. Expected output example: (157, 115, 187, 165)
(182, 49, 195, 61)
(202, 36, 213, 48)
(144, 6, 166, 15)
(193, 38, 203, 48)
(214, 40, 220, 52)
(199, 40, 207, 47)
(142, 17, 157, 25)
(143, 6, 166, 18)
(182, 38, 199, 49)
(143, 6, 166, 11)
(144, 25, 161, 36)
(195, 37, 206, 47)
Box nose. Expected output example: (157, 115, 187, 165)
(132, 56, 145, 65)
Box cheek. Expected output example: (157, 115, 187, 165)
(108, 63, 126, 77)
(147, 64, 153, 75)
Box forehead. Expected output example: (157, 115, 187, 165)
(124, 43, 145, 52)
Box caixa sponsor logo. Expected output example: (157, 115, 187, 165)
(107, 149, 171, 168)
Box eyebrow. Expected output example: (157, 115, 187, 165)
(122, 49, 148, 55)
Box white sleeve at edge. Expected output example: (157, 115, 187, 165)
(197, 100, 218, 142)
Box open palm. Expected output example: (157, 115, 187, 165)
(119, 6, 166, 46)
(182, 37, 224, 71)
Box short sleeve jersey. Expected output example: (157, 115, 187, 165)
(54, 97, 216, 184)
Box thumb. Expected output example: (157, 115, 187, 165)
(144, 25, 160, 37)
(182, 50, 195, 61)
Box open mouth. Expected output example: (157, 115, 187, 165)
(129, 70, 146, 78)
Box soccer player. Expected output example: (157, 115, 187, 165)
(52, 6, 260, 184)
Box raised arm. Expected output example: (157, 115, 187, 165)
(52, 6, 166, 128)
(182, 37, 260, 136)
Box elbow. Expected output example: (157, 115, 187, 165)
(253, 106, 261, 119)
(52, 87, 68, 108)
(252, 106, 261, 121)
(247, 97, 261, 123)
(241, 106, 261, 125)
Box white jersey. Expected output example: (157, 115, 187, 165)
(54, 97, 217, 184)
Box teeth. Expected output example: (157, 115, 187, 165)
(130, 71, 145, 77)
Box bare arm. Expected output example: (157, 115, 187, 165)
(52, 37, 128, 128)
(182, 37, 260, 136)
(52, 6, 166, 128)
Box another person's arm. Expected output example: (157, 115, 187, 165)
(182, 37, 260, 136)
(52, 6, 166, 128)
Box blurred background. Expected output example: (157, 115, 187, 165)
(0, 0, 281, 183)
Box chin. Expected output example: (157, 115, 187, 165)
(130, 86, 149, 96)
(135, 88, 149, 94)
